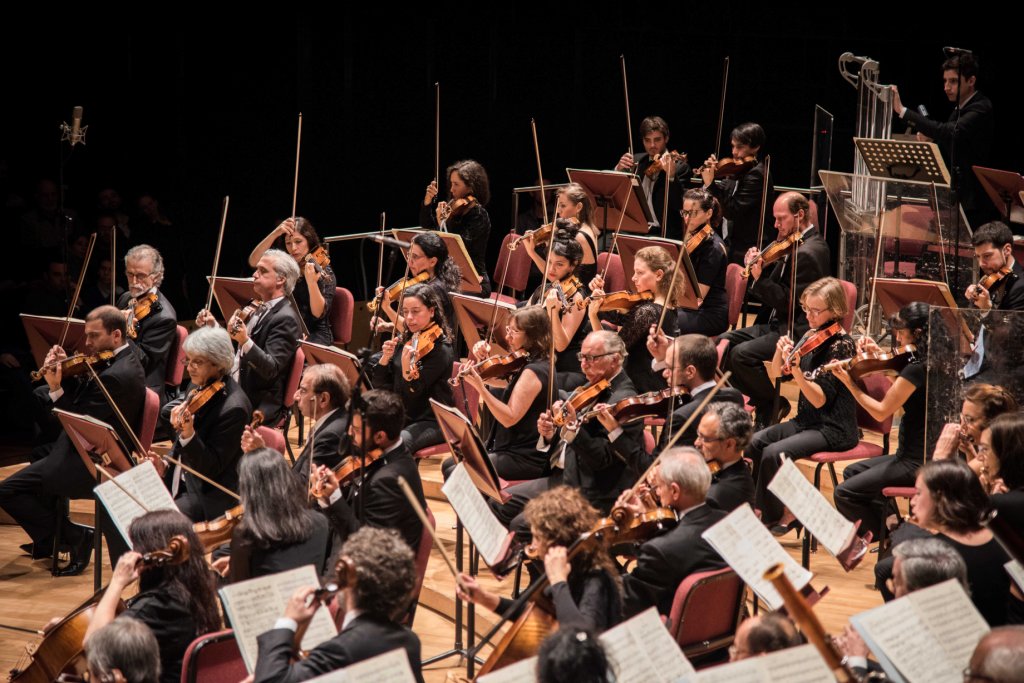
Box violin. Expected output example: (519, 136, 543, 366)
(551, 378, 610, 427)
(436, 194, 477, 224)
(695, 154, 757, 180)
(367, 272, 430, 312)
(230, 298, 265, 334)
(741, 231, 803, 278)
(543, 276, 584, 314)
(303, 246, 331, 279)
(806, 344, 918, 381)
(171, 380, 226, 431)
(578, 289, 654, 313)
(782, 322, 844, 372)
(684, 224, 714, 255)
(579, 386, 690, 426)
(449, 350, 530, 387)
(325, 447, 386, 488)
(192, 504, 244, 551)
(31, 351, 115, 382)
(644, 151, 688, 178)
(975, 265, 1013, 298)
(403, 322, 444, 381)
(125, 291, 159, 339)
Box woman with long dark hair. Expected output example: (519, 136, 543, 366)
(678, 188, 730, 336)
(521, 183, 602, 284)
(373, 231, 461, 335)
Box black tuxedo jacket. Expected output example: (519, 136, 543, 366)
(292, 408, 349, 482)
(707, 459, 755, 513)
(118, 289, 177, 403)
(239, 298, 300, 425)
(654, 386, 746, 455)
(708, 159, 773, 259)
(632, 152, 689, 239)
(622, 503, 728, 617)
(254, 614, 424, 683)
(751, 225, 831, 337)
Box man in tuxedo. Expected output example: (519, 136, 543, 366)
(0, 305, 145, 575)
(196, 248, 300, 425)
(614, 115, 690, 239)
(310, 389, 424, 554)
(253, 527, 424, 683)
(720, 192, 830, 428)
(118, 244, 177, 404)
(617, 448, 727, 617)
(697, 402, 756, 512)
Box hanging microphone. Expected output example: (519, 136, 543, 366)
(917, 104, 929, 118)
(370, 235, 411, 250)
(943, 46, 972, 56)
(61, 106, 88, 147)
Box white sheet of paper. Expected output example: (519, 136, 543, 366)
(1005, 560, 1024, 592)
(93, 460, 179, 546)
(477, 656, 539, 683)
(701, 505, 812, 610)
(441, 462, 510, 565)
(767, 457, 856, 556)
(675, 644, 834, 683)
(219, 565, 339, 673)
(303, 648, 417, 683)
(600, 607, 695, 683)
(851, 579, 990, 683)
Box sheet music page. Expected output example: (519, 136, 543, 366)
(476, 657, 538, 683)
(441, 462, 509, 565)
(701, 505, 812, 610)
(304, 648, 417, 683)
(767, 457, 856, 556)
(851, 579, 989, 683)
(94, 461, 179, 546)
(1005, 560, 1024, 592)
(599, 607, 695, 682)
(676, 644, 834, 683)
(219, 565, 338, 673)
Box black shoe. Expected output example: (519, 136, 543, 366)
(19, 541, 54, 560)
(53, 528, 94, 577)
(770, 520, 803, 538)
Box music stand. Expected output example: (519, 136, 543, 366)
(872, 277, 974, 351)
(451, 293, 515, 357)
(206, 276, 255, 323)
(973, 166, 1024, 225)
(854, 138, 950, 185)
(566, 169, 651, 246)
(299, 341, 364, 390)
(616, 235, 701, 310)
(392, 229, 483, 294)
(20, 314, 87, 367)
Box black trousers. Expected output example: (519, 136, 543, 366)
(721, 323, 780, 414)
(402, 420, 444, 455)
(834, 455, 921, 540)
(677, 306, 729, 338)
(748, 421, 830, 525)
(441, 452, 549, 483)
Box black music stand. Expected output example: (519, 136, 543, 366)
(974, 166, 1024, 226)
(873, 277, 974, 353)
(299, 341, 365, 391)
(20, 314, 87, 367)
(450, 293, 516, 357)
(567, 169, 651, 250)
(392, 229, 483, 295)
(616, 235, 702, 310)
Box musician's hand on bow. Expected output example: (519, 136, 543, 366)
(210, 556, 231, 578)
(240, 424, 265, 453)
(647, 324, 671, 362)
(145, 450, 167, 477)
(423, 179, 438, 206)
(455, 572, 501, 612)
(543, 287, 562, 314)
(538, 409, 557, 441)
(616, 151, 635, 173)
(472, 340, 491, 361)
(194, 308, 217, 328)
(276, 217, 296, 238)
(700, 154, 717, 186)
(379, 338, 398, 365)
(310, 464, 339, 500)
(856, 336, 881, 355)
(588, 274, 605, 293)
(544, 546, 571, 585)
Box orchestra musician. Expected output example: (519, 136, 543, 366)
(588, 245, 682, 394)
(699, 122, 773, 264)
(520, 182, 602, 284)
(457, 486, 623, 632)
(372, 231, 461, 335)
(0, 305, 145, 575)
(85, 618, 161, 683)
(932, 383, 1017, 483)
(528, 233, 589, 389)
(421, 159, 492, 298)
(748, 276, 857, 533)
(985, 412, 1024, 530)
(371, 283, 454, 454)
(614, 116, 689, 239)
(253, 527, 424, 683)
(696, 402, 756, 512)
(118, 244, 177, 404)
(248, 217, 337, 346)
(196, 248, 300, 426)
(677, 188, 730, 336)
(719, 191, 830, 429)
(152, 326, 250, 523)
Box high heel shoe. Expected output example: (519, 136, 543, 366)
(770, 520, 803, 538)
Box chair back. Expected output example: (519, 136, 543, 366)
(181, 629, 246, 683)
(856, 373, 894, 435)
(281, 348, 306, 411)
(257, 425, 288, 454)
(726, 263, 746, 329)
(330, 286, 355, 346)
(403, 505, 436, 627)
(165, 325, 188, 387)
(668, 567, 745, 658)
(493, 231, 533, 294)
(597, 252, 626, 292)
(139, 388, 160, 453)
(839, 279, 858, 331)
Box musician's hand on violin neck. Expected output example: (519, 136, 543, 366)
(112, 551, 143, 588)
(966, 284, 993, 310)
(593, 403, 619, 432)
(210, 556, 230, 578)
(543, 546, 571, 585)
(310, 464, 338, 500)
(614, 487, 645, 517)
(700, 154, 718, 186)
(240, 424, 265, 454)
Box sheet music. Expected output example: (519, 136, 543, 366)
(701, 505, 812, 610)
(675, 644, 834, 683)
(93, 461, 179, 546)
(441, 463, 510, 565)
(304, 648, 417, 683)
(851, 579, 990, 683)
(1005, 560, 1024, 592)
(767, 457, 856, 556)
(219, 565, 338, 673)
(477, 656, 538, 683)
(600, 608, 695, 682)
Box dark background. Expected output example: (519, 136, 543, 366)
(2, 9, 1017, 313)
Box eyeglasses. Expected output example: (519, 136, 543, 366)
(679, 209, 704, 218)
(960, 413, 986, 427)
(801, 305, 828, 316)
(181, 357, 208, 368)
(695, 433, 723, 443)
(577, 351, 618, 363)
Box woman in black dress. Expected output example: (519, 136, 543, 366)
(372, 231, 461, 334)
(521, 183, 602, 284)
(677, 188, 730, 336)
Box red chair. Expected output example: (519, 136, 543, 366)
(643, 430, 656, 456)
(880, 486, 916, 546)
(165, 325, 188, 389)
(839, 279, 858, 331)
(279, 348, 306, 462)
(139, 388, 160, 453)
(597, 252, 626, 292)
(667, 567, 745, 660)
(180, 629, 246, 683)
(491, 231, 533, 303)
(330, 286, 355, 348)
(258, 425, 288, 455)
(725, 263, 746, 330)
(414, 363, 480, 460)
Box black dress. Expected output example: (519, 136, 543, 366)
(419, 202, 492, 298)
(488, 358, 553, 480)
(602, 301, 679, 395)
(576, 229, 601, 286)
(528, 282, 589, 387)
(228, 511, 330, 582)
(122, 578, 200, 683)
(677, 231, 730, 337)
(292, 263, 337, 346)
(497, 569, 622, 632)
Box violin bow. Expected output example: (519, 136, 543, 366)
(397, 476, 464, 588)
(620, 54, 634, 170)
(204, 197, 229, 316)
(714, 57, 730, 159)
(434, 82, 441, 195)
(531, 119, 557, 408)
(286, 113, 311, 340)
(59, 232, 97, 350)
(389, 215, 415, 344)
(368, 212, 388, 341)
(739, 156, 770, 323)
(94, 463, 152, 513)
(110, 228, 117, 307)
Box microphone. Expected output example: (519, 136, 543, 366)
(943, 46, 972, 56)
(917, 104, 929, 118)
(61, 106, 87, 147)
(371, 234, 412, 250)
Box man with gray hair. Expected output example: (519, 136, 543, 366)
(967, 627, 1024, 683)
(119, 244, 177, 403)
(616, 447, 727, 616)
(86, 618, 161, 683)
(196, 248, 300, 424)
(697, 402, 755, 512)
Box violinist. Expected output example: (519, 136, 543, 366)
(932, 383, 1018, 486)
(528, 234, 589, 389)
(677, 188, 730, 336)
(248, 217, 337, 346)
(371, 283, 454, 453)
(720, 191, 830, 429)
(614, 116, 689, 239)
(310, 389, 425, 554)
(0, 305, 145, 575)
(82, 510, 221, 683)
(458, 486, 623, 632)
(85, 619, 161, 683)
(699, 122, 773, 264)
(446, 305, 554, 481)
(252, 527, 424, 683)
(749, 277, 857, 534)
(196, 248, 300, 425)
(588, 245, 683, 393)
(421, 159, 492, 298)
(520, 183, 602, 284)
(696, 402, 756, 512)
(833, 303, 932, 543)
(118, 245, 177, 404)
(153, 327, 250, 522)
(371, 231, 461, 336)
(614, 448, 727, 617)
